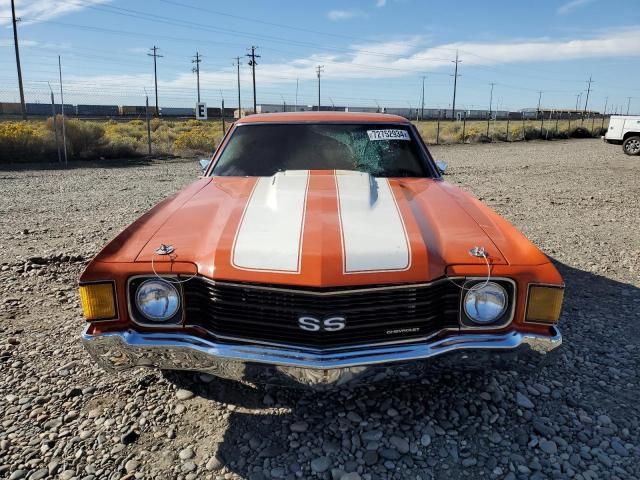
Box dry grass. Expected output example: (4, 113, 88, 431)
(414, 118, 607, 144)
(0, 118, 226, 163)
(0, 116, 607, 163)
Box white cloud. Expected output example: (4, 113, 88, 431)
(0, 0, 111, 26)
(0, 38, 70, 49)
(327, 9, 365, 21)
(22, 28, 640, 105)
(376, 0, 387, 7)
(557, 0, 595, 15)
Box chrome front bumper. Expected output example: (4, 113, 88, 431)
(81, 326, 562, 389)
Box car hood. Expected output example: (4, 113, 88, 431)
(96, 170, 549, 287)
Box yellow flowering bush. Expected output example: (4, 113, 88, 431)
(172, 124, 223, 154)
(0, 121, 54, 162)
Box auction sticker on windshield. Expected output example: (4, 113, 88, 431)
(367, 129, 411, 141)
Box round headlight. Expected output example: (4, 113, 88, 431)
(463, 282, 507, 325)
(135, 279, 180, 322)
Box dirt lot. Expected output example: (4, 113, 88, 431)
(1, 139, 639, 480)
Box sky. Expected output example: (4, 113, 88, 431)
(0, 0, 639, 113)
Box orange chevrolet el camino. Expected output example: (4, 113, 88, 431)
(79, 112, 564, 389)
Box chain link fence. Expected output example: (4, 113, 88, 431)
(0, 84, 611, 164)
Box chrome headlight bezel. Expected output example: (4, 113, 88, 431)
(129, 276, 183, 325)
(460, 279, 514, 328)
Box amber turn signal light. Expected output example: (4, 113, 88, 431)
(526, 285, 564, 324)
(79, 283, 117, 320)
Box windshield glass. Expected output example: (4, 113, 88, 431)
(211, 123, 430, 177)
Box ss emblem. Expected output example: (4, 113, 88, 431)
(298, 315, 346, 332)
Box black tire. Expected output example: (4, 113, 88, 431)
(622, 136, 640, 155)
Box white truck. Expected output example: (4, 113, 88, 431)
(603, 115, 640, 155)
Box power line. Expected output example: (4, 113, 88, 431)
(246, 46, 260, 113)
(192, 51, 202, 103)
(147, 46, 163, 116)
(10, 0, 26, 119)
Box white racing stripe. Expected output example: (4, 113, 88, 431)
(232, 171, 309, 273)
(335, 172, 411, 273)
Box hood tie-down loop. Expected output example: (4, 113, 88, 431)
(151, 244, 199, 284)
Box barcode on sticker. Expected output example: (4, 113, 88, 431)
(367, 129, 410, 141)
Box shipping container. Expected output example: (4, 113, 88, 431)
(0, 102, 22, 115)
(119, 105, 158, 116)
(23, 103, 74, 116)
(160, 107, 194, 116)
(76, 104, 119, 116)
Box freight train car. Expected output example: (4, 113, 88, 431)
(25, 103, 75, 115)
(206, 107, 236, 117)
(160, 107, 194, 117)
(119, 105, 157, 116)
(76, 104, 119, 116)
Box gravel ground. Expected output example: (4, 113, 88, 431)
(1, 139, 639, 480)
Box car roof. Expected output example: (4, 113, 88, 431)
(236, 111, 411, 125)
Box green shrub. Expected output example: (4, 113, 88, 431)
(47, 117, 106, 158)
(568, 126, 592, 138)
(96, 135, 141, 158)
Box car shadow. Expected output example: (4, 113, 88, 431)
(163, 259, 640, 479)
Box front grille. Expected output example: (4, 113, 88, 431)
(182, 278, 461, 348)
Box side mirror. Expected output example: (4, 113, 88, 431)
(435, 160, 448, 174)
(199, 158, 211, 173)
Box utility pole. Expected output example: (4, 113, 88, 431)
(601, 96, 608, 130)
(246, 46, 260, 113)
(234, 56, 241, 117)
(58, 56, 68, 165)
(148, 46, 163, 116)
(192, 51, 202, 103)
(10, 0, 26, 120)
(487, 83, 495, 136)
(626, 97, 632, 115)
(145, 94, 152, 155)
(48, 82, 61, 163)
(281, 94, 286, 113)
(575, 93, 582, 115)
(489, 83, 495, 118)
(295, 78, 299, 112)
(316, 65, 324, 112)
(537, 91, 543, 119)
(221, 94, 226, 134)
(451, 50, 461, 120)
(582, 75, 593, 123)
(420, 76, 426, 121)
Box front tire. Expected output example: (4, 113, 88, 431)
(622, 136, 640, 155)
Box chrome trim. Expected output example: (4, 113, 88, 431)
(196, 276, 465, 296)
(178, 276, 516, 349)
(523, 283, 565, 326)
(82, 325, 562, 388)
(79, 280, 119, 322)
(126, 275, 185, 329)
(181, 276, 469, 350)
(458, 278, 517, 331)
(194, 325, 449, 353)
